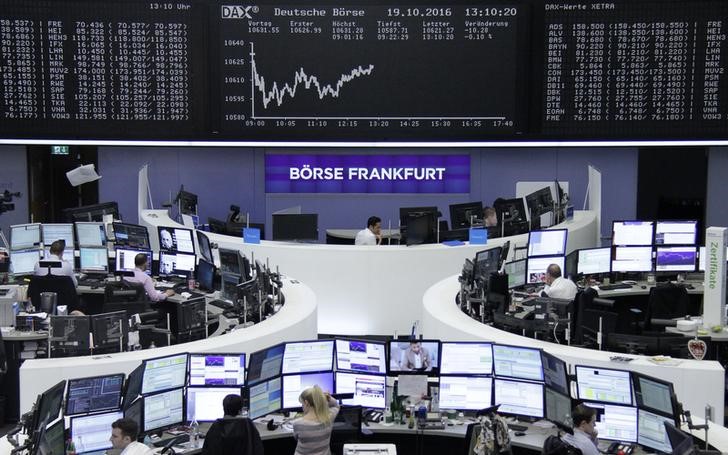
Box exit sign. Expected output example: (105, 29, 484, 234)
(51, 145, 69, 155)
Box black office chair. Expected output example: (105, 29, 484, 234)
(542, 435, 583, 455)
(644, 284, 690, 331)
(572, 288, 597, 345)
(330, 406, 362, 455)
(208, 217, 227, 234)
(104, 280, 147, 304)
(27, 275, 79, 314)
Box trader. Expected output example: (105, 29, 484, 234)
(542, 264, 577, 300)
(34, 240, 77, 287)
(484, 207, 498, 227)
(125, 253, 174, 302)
(109, 418, 154, 455)
(355, 216, 382, 245)
(202, 394, 264, 455)
(561, 404, 599, 455)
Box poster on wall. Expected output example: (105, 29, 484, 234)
(265, 154, 470, 193)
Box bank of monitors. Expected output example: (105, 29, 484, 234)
(335, 372, 386, 409)
(335, 339, 387, 374)
(492, 345, 543, 382)
(388, 340, 440, 375)
(611, 247, 653, 273)
(440, 342, 493, 375)
(115, 248, 152, 275)
(143, 388, 184, 433)
(612, 221, 655, 246)
(79, 247, 109, 274)
(474, 246, 502, 283)
(655, 221, 697, 246)
(504, 259, 527, 289)
(157, 226, 195, 254)
(541, 351, 568, 396)
(70, 410, 123, 454)
(196, 231, 213, 264)
(449, 201, 483, 229)
(42, 223, 75, 249)
(577, 247, 612, 275)
(494, 379, 544, 418)
(528, 229, 567, 257)
(527, 256, 565, 284)
(10, 249, 41, 275)
(655, 246, 697, 272)
(247, 343, 285, 385)
(189, 353, 246, 386)
(575, 366, 632, 406)
(282, 372, 334, 410)
(249, 377, 282, 420)
(10, 223, 41, 250)
(112, 222, 150, 249)
(75, 222, 106, 247)
(272, 214, 319, 242)
(65, 374, 125, 416)
(159, 251, 196, 278)
(141, 353, 188, 395)
(282, 340, 335, 374)
(187, 387, 240, 422)
(439, 376, 493, 411)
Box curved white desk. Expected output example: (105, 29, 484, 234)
(421, 275, 726, 424)
(18, 277, 317, 415)
(142, 210, 597, 335)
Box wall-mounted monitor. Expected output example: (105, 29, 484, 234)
(335, 339, 387, 374)
(526, 256, 565, 284)
(494, 378, 544, 418)
(612, 221, 654, 246)
(440, 342, 493, 375)
(335, 372, 386, 409)
(157, 226, 195, 254)
(577, 247, 612, 275)
(611, 246, 653, 273)
(439, 376, 492, 411)
(655, 246, 696, 272)
(527, 229, 567, 257)
(654, 220, 697, 245)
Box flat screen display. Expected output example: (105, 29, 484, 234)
(335, 372, 386, 409)
(141, 353, 188, 395)
(143, 388, 184, 432)
(75, 222, 106, 247)
(247, 344, 285, 385)
(439, 376, 492, 411)
(42, 223, 75, 249)
(249, 377, 282, 420)
(504, 259, 527, 289)
(611, 247, 653, 273)
(493, 345, 543, 381)
(335, 339, 386, 374)
(527, 256, 565, 284)
(638, 409, 673, 453)
(282, 372, 334, 410)
(655, 221, 697, 245)
(10, 223, 41, 250)
(586, 402, 638, 443)
(655, 247, 696, 272)
(494, 379, 544, 418)
(440, 342, 493, 375)
(10, 249, 41, 275)
(612, 221, 654, 246)
(71, 411, 123, 454)
(186, 387, 240, 422)
(159, 251, 196, 277)
(388, 340, 440, 374)
(576, 366, 632, 406)
(189, 353, 246, 387)
(577, 247, 611, 275)
(282, 340, 334, 374)
(115, 248, 152, 275)
(157, 226, 195, 254)
(65, 374, 125, 416)
(79, 247, 109, 273)
(528, 229, 567, 257)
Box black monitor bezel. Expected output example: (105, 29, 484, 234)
(185, 385, 243, 423)
(196, 230, 213, 264)
(654, 245, 697, 273)
(271, 214, 319, 242)
(246, 342, 286, 386)
(492, 343, 544, 382)
(112, 222, 150, 250)
(610, 246, 654, 273)
(473, 246, 503, 283)
(576, 246, 613, 275)
(158, 250, 196, 278)
(33, 380, 66, 432)
(654, 220, 698, 246)
(74, 221, 107, 248)
(333, 371, 387, 410)
(122, 364, 144, 410)
(583, 401, 638, 443)
(157, 225, 196, 254)
(195, 259, 216, 292)
(247, 376, 283, 420)
(544, 387, 574, 432)
(69, 409, 124, 453)
(527, 228, 568, 258)
(386, 339, 441, 376)
(637, 408, 676, 453)
(439, 341, 494, 376)
(334, 337, 388, 375)
(504, 258, 528, 289)
(541, 350, 569, 396)
(575, 364, 633, 406)
(188, 352, 247, 387)
(631, 371, 678, 422)
(449, 201, 484, 230)
(114, 247, 152, 275)
(78, 246, 110, 274)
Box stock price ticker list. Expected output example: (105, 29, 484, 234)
(218, 4, 526, 140)
(0, 1, 205, 139)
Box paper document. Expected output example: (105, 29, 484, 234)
(66, 164, 102, 186)
(397, 375, 428, 398)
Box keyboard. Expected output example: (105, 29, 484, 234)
(209, 299, 234, 310)
(417, 420, 446, 430)
(152, 434, 190, 447)
(507, 423, 528, 432)
(599, 283, 634, 291)
(78, 278, 104, 287)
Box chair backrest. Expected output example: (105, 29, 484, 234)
(542, 435, 583, 455)
(104, 280, 147, 303)
(647, 284, 690, 324)
(28, 274, 79, 313)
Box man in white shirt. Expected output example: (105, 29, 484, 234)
(124, 253, 174, 302)
(561, 404, 600, 455)
(34, 240, 77, 287)
(542, 264, 577, 300)
(110, 418, 154, 455)
(354, 216, 382, 245)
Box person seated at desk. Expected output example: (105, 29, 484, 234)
(293, 385, 340, 455)
(561, 404, 599, 455)
(110, 418, 154, 455)
(124, 253, 174, 302)
(34, 240, 77, 287)
(484, 206, 498, 227)
(355, 216, 382, 245)
(402, 341, 432, 371)
(542, 264, 577, 301)
(202, 394, 264, 455)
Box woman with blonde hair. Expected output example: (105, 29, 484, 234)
(292, 385, 340, 455)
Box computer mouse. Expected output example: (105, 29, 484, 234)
(514, 431, 526, 437)
(180, 292, 191, 299)
(640, 285, 647, 289)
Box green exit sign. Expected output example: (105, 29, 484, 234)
(51, 145, 69, 155)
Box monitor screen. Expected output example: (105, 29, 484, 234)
(42, 223, 75, 249)
(141, 353, 188, 395)
(249, 377, 282, 420)
(335, 372, 386, 409)
(112, 223, 150, 249)
(159, 251, 196, 278)
(474, 246, 502, 283)
(143, 388, 184, 433)
(272, 214, 318, 242)
(655, 221, 697, 246)
(221, 273, 239, 301)
(124, 397, 143, 431)
(494, 379, 544, 418)
(492, 345, 543, 381)
(611, 247, 653, 273)
(157, 226, 195, 254)
(577, 247, 612, 275)
(79, 247, 108, 273)
(282, 372, 334, 410)
(189, 353, 246, 387)
(612, 221, 655, 246)
(71, 410, 123, 454)
(541, 351, 568, 396)
(576, 366, 632, 406)
(399, 206, 438, 229)
(388, 340, 440, 374)
(633, 373, 675, 418)
(75, 222, 106, 247)
(10, 249, 41, 275)
(449, 202, 483, 230)
(528, 229, 568, 257)
(10, 223, 41, 250)
(494, 198, 528, 224)
(115, 248, 152, 275)
(65, 374, 125, 416)
(196, 259, 215, 292)
(504, 259, 527, 289)
(655, 247, 697, 272)
(545, 388, 573, 429)
(405, 212, 437, 246)
(35, 380, 66, 430)
(439, 376, 493, 411)
(123, 364, 144, 410)
(638, 409, 673, 453)
(218, 249, 242, 276)
(335, 339, 387, 374)
(38, 418, 65, 455)
(50, 316, 90, 352)
(527, 256, 565, 284)
(525, 186, 555, 218)
(665, 422, 694, 455)
(586, 402, 638, 443)
(196, 231, 213, 264)
(247, 344, 285, 385)
(186, 387, 240, 422)
(440, 342, 493, 375)
(282, 340, 335, 374)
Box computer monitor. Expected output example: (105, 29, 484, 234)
(124, 397, 143, 431)
(10, 223, 41, 250)
(632, 373, 676, 419)
(189, 353, 246, 387)
(70, 410, 123, 454)
(492, 344, 543, 382)
(157, 226, 195, 254)
(34, 380, 66, 431)
(576, 366, 632, 405)
(91, 311, 126, 352)
(504, 259, 527, 289)
(388, 340, 440, 375)
(196, 231, 213, 264)
(36, 418, 65, 455)
(335, 372, 386, 409)
(75, 222, 106, 247)
(526, 256, 565, 284)
(399, 206, 438, 230)
(494, 198, 528, 225)
(440, 342, 493, 375)
(62, 202, 119, 223)
(586, 402, 638, 443)
(612, 221, 655, 246)
(196, 259, 215, 292)
(159, 251, 196, 278)
(177, 190, 198, 215)
(218, 248, 242, 276)
(115, 248, 152, 275)
(65, 373, 125, 416)
(577, 247, 612, 275)
(655, 246, 697, 273)
(611, 246, 653, 273)
(186, 387, 240, 422)
(41, 223, 75, 249)
(638, 409, 673, 453)
(249, 377, 282, 420)
(10, 249, 41, 275)
(272, 214, 318, 242)
(221, 273, 239, 302)
(177, 298, 206, 333)
(655, 220, 697, 246)
(439, 376, 493, 411)
(247, 343, 285, 385)
(541, 351, 568, 396)
(79, 247, 108, 274)
(405, 212, 437, 246)
(143, 388, 184, 433)
(528, 229, 567, 257)
(282, 372, 334, 410)
(335, 339, 387, 374)
(474, 246, 502, 283)
(664, 422, 695, 455)
(112, 222, 150, 249)
(141, 353, 188, 395)
(525, 187, 555, 218)
(50, 316, 90, 354)
(449, 202, 484, 229)
(282, 340, 335, 374)
(494, 378, 544, 418)
(123, 364, 144, 410)
(545, 387, 573, 429)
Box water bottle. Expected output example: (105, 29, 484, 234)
(190, 418, 200, 448)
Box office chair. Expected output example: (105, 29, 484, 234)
(27, 275, 79, 314)
(572, 288, 596, 345)
(208, 217, 227, 234)
(542, 434, 583, 455)
(330, 406, 362, 455)
(104, 280, 147, 304)
(644, 284, 690, 331)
